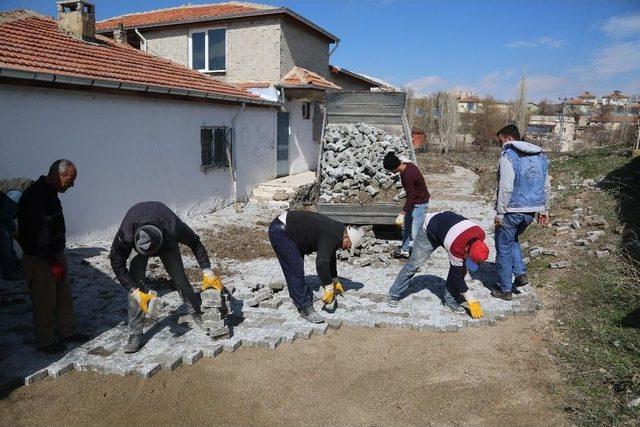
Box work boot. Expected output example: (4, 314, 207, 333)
(123, 334, 143, 353)
(387, 296, 399, 307)
(491, 287, 513, 301)
(392, 248, 410, 259)
(298, 305, 324, 324)
(443, 298, 466, 315)
(513, 274, 530, 288)
(39, 342, 66, 354)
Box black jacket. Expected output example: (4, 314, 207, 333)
(16, 176, 65, 258)
(109, 201, 211, 290)
(284, 211, 344, 285)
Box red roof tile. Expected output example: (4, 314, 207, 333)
(280, 66, 340, 90)
(235, 81, 273, 90)
(603, 90, 629, 99)
(96, 3, 266, 31)
(0, 13, 259, 100)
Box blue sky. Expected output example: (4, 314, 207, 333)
(3, 0, 640, 101)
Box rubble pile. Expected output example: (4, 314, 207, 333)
(336, 226, 400, 267)
(319, 123, 411, 204)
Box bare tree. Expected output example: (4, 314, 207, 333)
(513, 74, 528, 138)
(405, 86, 418, 130)
(436, 91, 460, 154)
(472, 97, 508, 148)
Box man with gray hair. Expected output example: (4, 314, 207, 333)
(17, 159, 87, 354)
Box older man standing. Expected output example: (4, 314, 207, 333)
(17, 159, 87, 353)
(492, 125, 551, 300)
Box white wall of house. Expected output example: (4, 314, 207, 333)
(0, 85, 276, 243)
(286, 99, 318, 174)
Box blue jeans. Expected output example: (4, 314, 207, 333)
(268, 218, 312, 310)
(401, 203, 428, 252)
(0, 190, 21, 274)
(389, 226, 435, 299)
(495, 212, 534, 292)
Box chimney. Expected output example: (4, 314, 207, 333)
(56, 1, 95, 40)
(113, 23, 127, 44)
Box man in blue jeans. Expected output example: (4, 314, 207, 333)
(383, 152, 430, 259)
(492, 125, 550, 301)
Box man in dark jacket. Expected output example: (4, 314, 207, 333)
(110, 201, 222, 353)
(0, 178, 33, 280)
(268, 211, 364, 323)
(383, 151, 430, 259)
(17, 159, 87, 354)
(388, 211, 489, 319)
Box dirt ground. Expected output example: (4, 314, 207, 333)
(188, 225, 275, 263)
(0, 314, 567, 426)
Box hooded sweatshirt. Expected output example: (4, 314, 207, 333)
(496, 140, 551, 219)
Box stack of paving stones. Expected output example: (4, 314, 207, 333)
(335, 225, 398, 267)
(319, 123, 411, 203)
(200, 289, 230, 338)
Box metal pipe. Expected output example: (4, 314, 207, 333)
(229, 102, 246, 202)
(134, 28, 148, 52)
(329, 40, 340, 58)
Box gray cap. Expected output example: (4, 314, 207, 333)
(134, 225, 163, 255)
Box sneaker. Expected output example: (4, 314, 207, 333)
(298, 305, 324, 324)
(387, 297, 399, 307)
(392, 248, 410, 259)
(39, 342, 66, 354)
(443, 298, 466, 315)
(513, 274, 530, 288)
(491, 287, 513, 301)
(123, 334, 143, 353)
(61, 332, 90, 343)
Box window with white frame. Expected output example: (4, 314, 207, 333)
(190, 28, 226, 72)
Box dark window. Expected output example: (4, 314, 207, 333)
(208, 29, 226, 71)
(312, 102, 323, 142)
(201, 126, 231, 171)
(302, 102, 311, 120)
(192, 32, 206, 70)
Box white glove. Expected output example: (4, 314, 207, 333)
(395, 213, 405, 226)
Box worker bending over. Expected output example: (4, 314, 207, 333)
(268, 210, 364, 323)
(110, 201, 224, 353)
(388, 210, 489, 319)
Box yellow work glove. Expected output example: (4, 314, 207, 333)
(395, 213, 405, 227)
(132, 289, 155, 313)
(462, 300, 484, 319)
(333, 280, 344, 296)
(201, 269, 224, 292)
(321, 284, 337, 305)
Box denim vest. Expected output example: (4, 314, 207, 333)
(502, 147, 548, 211)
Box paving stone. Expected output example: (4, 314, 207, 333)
(202, 344, 223, 358)
(24, 369, 48, 385)
(182, 350, 203, 365)
(48, 362, 74, 379)
(138, 363, 161, 379)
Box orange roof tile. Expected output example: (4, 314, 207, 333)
(603, 90, 629, 99)
(96, 3, 266, 31)
(568, 98, 590, 105)
(0, 12, 260, 101)
(235, 81, 273, 90)
(280, 66, 341, 90)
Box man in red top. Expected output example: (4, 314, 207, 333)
(387, 211, 489, 319)
(383, 151, 430, 258)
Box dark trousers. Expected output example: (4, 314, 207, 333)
(127, 247, 201, 336)
(268, 218, 311, 310)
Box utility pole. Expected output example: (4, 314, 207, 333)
(556, 97, 568, 152)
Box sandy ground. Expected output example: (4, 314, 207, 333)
(0, 314, 567, 426)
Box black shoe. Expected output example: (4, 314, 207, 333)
(39, 342, 66, 354)
(491, 287, 513, 301)
(61, 332, 90, 343)
(392, 248, 410, 259)
(514, 274, 529, 288)
(123, 334, 143, 353)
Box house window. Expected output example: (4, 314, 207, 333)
(302, 102, 311, 120)
(200, 126, 231, 171)
(190, 28, 226, 72)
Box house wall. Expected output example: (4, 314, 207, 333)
(280, 18, 330, 79)
(327, 72, 373, 91)
(0, 85, 276, 243)
(286, 99, 318, 174)
(141, 16, 282, 84)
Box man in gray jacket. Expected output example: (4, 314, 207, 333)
(492, 125, 550, 300)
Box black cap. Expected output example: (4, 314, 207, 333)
(134, 225, 163, 255)
(383, 151, 401, 171)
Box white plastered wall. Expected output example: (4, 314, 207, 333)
(0, 85, 276, 243)
(286, 99, 319, 174)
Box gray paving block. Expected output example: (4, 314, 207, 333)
(223, 338, 242, 352)
(182, 350, 203, 365)
(24, 369, 49, 385)
(202, 344, 223, 358)
(138, 363, 161, 379)
(48, 362, 74, 379)
(312, 323, 329, 335)
(325, 317, 343, 328)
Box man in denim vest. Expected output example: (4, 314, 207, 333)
(492, 125, 550, 300)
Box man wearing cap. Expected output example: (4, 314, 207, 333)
(387, 210, 489, 319)
(383, 151, 430, 259)
(110, 201, 222, 353)
(268, 210, 364, 323)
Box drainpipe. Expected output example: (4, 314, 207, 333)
(134, 28, 147, 52)
(229, 102, 246, 203)
(329, 40, 340, 58)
